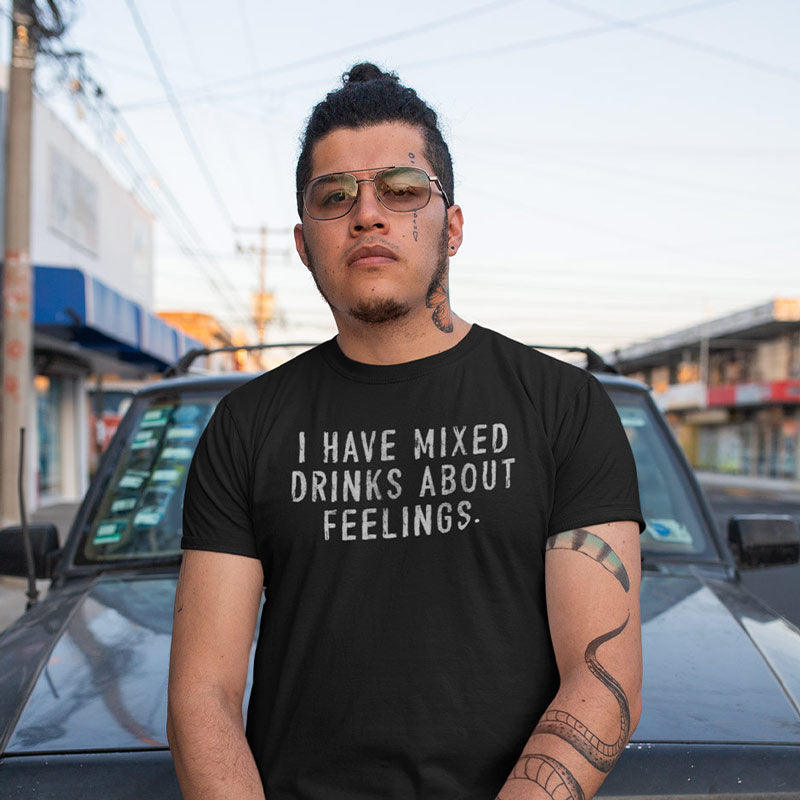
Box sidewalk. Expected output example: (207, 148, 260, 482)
(0, 501, 80, 635)
(696, 470, 800, 502)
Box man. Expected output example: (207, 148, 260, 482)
(167, 62, 644, 800)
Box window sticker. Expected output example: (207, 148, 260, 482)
(93, 520, 127, 545)
(167, 425, 199, 441)
(161, 446, 194, 462)
(110, 497, 137, 514)
(131, 430, 160, 450)
(118, 470, 149, 490)
(139, 407, 173, 428)
(151, 466, 185, 484)
(619, 408, 647, 428)
(134, 509, 164, 527)
(644, 518, 693, 544)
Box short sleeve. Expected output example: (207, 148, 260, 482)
(548, 375, 645, 537)
(181, 399, 259, 558)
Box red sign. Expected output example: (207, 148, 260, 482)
(706, 380, 800, 407)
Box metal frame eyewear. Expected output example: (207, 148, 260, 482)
(299, 165, 450, 221)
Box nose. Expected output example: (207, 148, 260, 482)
(349, 178, 388, 233)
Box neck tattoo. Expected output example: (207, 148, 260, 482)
(426, 280, 453, 333)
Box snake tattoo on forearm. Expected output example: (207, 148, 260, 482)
(538, 615, 631, 772)
(496, 530, 632, 799)
(498, 753, 586, 800)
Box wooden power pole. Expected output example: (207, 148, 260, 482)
(1, 0, 36, 524)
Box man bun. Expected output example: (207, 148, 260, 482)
(342, 62, 398, 85)
(296, 62, 455, 217)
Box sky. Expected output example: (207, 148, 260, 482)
(4, 0, 800, 353)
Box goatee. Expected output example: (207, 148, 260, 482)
(302, 223, 449, 326)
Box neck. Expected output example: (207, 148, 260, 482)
(333, 310, 471, 365)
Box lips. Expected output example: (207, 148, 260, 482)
(347, 244, 397, 267)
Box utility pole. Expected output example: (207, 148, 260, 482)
(1, 0, 36, 525)
(254, 224, 271, 345)
(235, 224, 291, 352)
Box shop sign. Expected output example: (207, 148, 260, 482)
(685, 409, 729, 425)
(736, 383, 771, 405)
(770, 380, 800, 403)
(656, 381, 706, 410)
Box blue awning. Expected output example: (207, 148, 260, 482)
(33, 265, 203, 371)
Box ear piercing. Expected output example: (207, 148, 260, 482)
(449, 245, 455, 250)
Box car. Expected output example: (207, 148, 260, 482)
(1, 346, 799, 798)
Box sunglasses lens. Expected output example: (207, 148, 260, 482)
(375, 167, 430, 211)
(306, 173, 358, 219)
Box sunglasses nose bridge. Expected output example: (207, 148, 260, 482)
(350, 175, 387, 214)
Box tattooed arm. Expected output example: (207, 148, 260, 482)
(495, 521, 642, 800)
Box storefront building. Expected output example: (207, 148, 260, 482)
(610, 299, 800, 480)
(1, 84, 201, 512)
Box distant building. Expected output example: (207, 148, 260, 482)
(157, 311, 244, 372)
(610, 299, 800, 480)
(0, 81, 201, 509)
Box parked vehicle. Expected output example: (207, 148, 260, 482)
(1, 348, 799, 798)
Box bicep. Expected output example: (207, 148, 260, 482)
(545, 521, 642, 700)
(169, 549, 264, 704)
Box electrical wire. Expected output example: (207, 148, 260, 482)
(544, 0, 800, 84)
(185, 0, 523, 97)
(168, 0, 262, 217)
(56, 68, 252, 322)
(123, 0, 239, 230)
(400, 0, 742, 70)
(116, 0, 524, 110)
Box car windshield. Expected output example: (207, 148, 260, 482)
(77, 382, 716, 565)
(78, 391, 223, 564)
(606, 387, 715, 559)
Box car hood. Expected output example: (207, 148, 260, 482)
(1, 570, 799, 756)
(635, 569, 800, 744)
(0, 574, 181, 755)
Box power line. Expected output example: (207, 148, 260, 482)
(401, 0, 742, 69)
(464, 180, 798, 272)
(116, 0, 524, 110)
(123, 0, 238, 230)
(461, 142, 800, 207)
(45, 55, 252, 321)
(543, 0, 800, 84)
(168, 0, 263, 216)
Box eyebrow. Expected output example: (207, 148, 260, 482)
(308, 166, 398, 182)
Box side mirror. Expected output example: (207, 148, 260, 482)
(0, 524, 61, 579)
(728, 515, 800, 568)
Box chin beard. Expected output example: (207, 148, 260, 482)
(349, 297, 411, 325)
(302, 222, 449, 326)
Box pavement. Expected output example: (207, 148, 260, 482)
(696, 470, 800, 502)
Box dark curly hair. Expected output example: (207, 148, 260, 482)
(295, 62, 454, 218)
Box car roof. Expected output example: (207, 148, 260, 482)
(593, 371, 651, 393)
(141, 366, 651, 397)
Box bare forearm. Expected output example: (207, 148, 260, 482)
(167, 687, 265, 800)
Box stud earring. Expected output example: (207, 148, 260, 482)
(449, 245, 455, 250)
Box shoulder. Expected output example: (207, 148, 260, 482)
(211, 343, 330, 443)
(223, 342, 328, 410)
(475, 325, 591, 395)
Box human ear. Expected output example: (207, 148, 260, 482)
(446, 205, 464, 255)
(294, 223, 310, 268)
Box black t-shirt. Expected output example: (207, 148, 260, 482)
(182, 324, 644, 800)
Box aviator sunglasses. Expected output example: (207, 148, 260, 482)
(300, 166, 450, 221)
